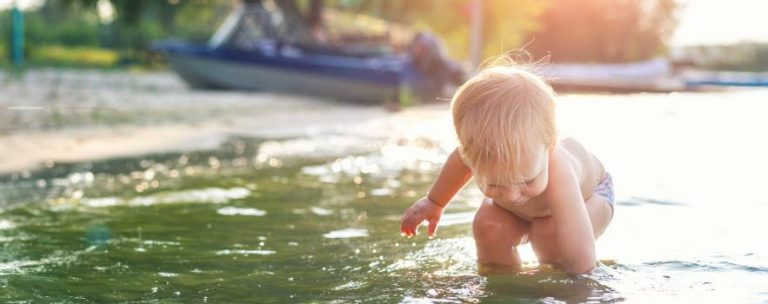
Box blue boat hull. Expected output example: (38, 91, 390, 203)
(155, 41, 422, 104)
(683, 71, 768, 88)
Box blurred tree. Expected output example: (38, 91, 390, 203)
(10, 0, 677, 66)
(62, 0, 179, 25)
(60, 0, 233, 64)
(525, 0, 678, 63)
(684, 43, 768, 72)
(45, 0, 547, 63)
(325, 0, 548, 60)
(16, 2, 100, 47)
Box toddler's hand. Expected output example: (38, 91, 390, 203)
(400, 197, 444, 238)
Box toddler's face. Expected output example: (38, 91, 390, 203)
(476, 147, 549, 207)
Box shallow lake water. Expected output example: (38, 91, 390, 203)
(2, 89, 768, 303)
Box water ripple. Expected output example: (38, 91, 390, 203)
(216, 207, 266, 216)
(0, 219, 16, 230)
(619, 197, 687, 207)
(640, 259, 768, 273)
(215, 249, 276, 256)
(78, 187, 251, 207)
(323, 228, 369, 239)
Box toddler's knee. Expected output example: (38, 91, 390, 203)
(473, 218, 519, 245)
(473, 218, 505, 236)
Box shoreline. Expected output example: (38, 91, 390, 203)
(0, 105, 425, 174)
(0, 69, 453, 174)
(0, 105, 452, 175)
(0, 123, 227, 174)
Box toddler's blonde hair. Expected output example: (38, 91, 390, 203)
(451, 64, 557, 185)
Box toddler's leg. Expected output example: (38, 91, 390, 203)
(584, 194, 613, 239)
(473, 198, 530, 269)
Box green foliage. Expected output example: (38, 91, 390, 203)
(526, 0, 679, 63)
(24, 4, 101, 47)
(108, 0, 231, 64)
(401, 0, 549, 60)
(172, 1, 230, 43)
(0, 44, 6, 65)
(326, 0, 549, 60)
(94, 0, 228, 64)
(0, 0, 233, 67)
(0, 3, 110, 66)
(477, 0, 551, 60)
(3, 0, 679, 67)
(0, 12, 7, 65)
(684, 43, 768, 72)
(328, 0, 677, 63)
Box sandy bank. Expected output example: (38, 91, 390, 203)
(0, 69, 451, 174)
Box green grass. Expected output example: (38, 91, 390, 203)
(29, 45, 120, 68)
(0, 44, 7, 66)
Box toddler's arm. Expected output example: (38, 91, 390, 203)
(425, 148, 474, 207)
(545, 149, 597, 274)
(400, 148, 473, 238)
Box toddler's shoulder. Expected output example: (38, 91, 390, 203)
(558, 137, 585, 150)
(557, 137, 595, 162)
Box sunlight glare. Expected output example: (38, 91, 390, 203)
(97, 0, 116, 24)
(673, 0, 768, 46)
(0, 0, 42, 10)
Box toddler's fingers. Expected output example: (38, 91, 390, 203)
(407, 222, 417, 237)
(402, 223, 414, 237)
(401, 219, 413, 237)
(400, 214, 413, 235)
(427, 220, 438, 239)
(405, 217, 418, 236)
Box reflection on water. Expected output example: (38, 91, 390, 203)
(2, 90, 768, 302)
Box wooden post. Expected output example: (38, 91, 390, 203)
(10, 1, 24, 67)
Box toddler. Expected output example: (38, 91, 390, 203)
(399, 65, 614, 274)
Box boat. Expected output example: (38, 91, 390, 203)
(682, 71, 768, 88)
(540, 58, 686, 92)
(152, 1, 464, 105)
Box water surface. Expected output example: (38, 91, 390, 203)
(2, 90, 768, 303)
